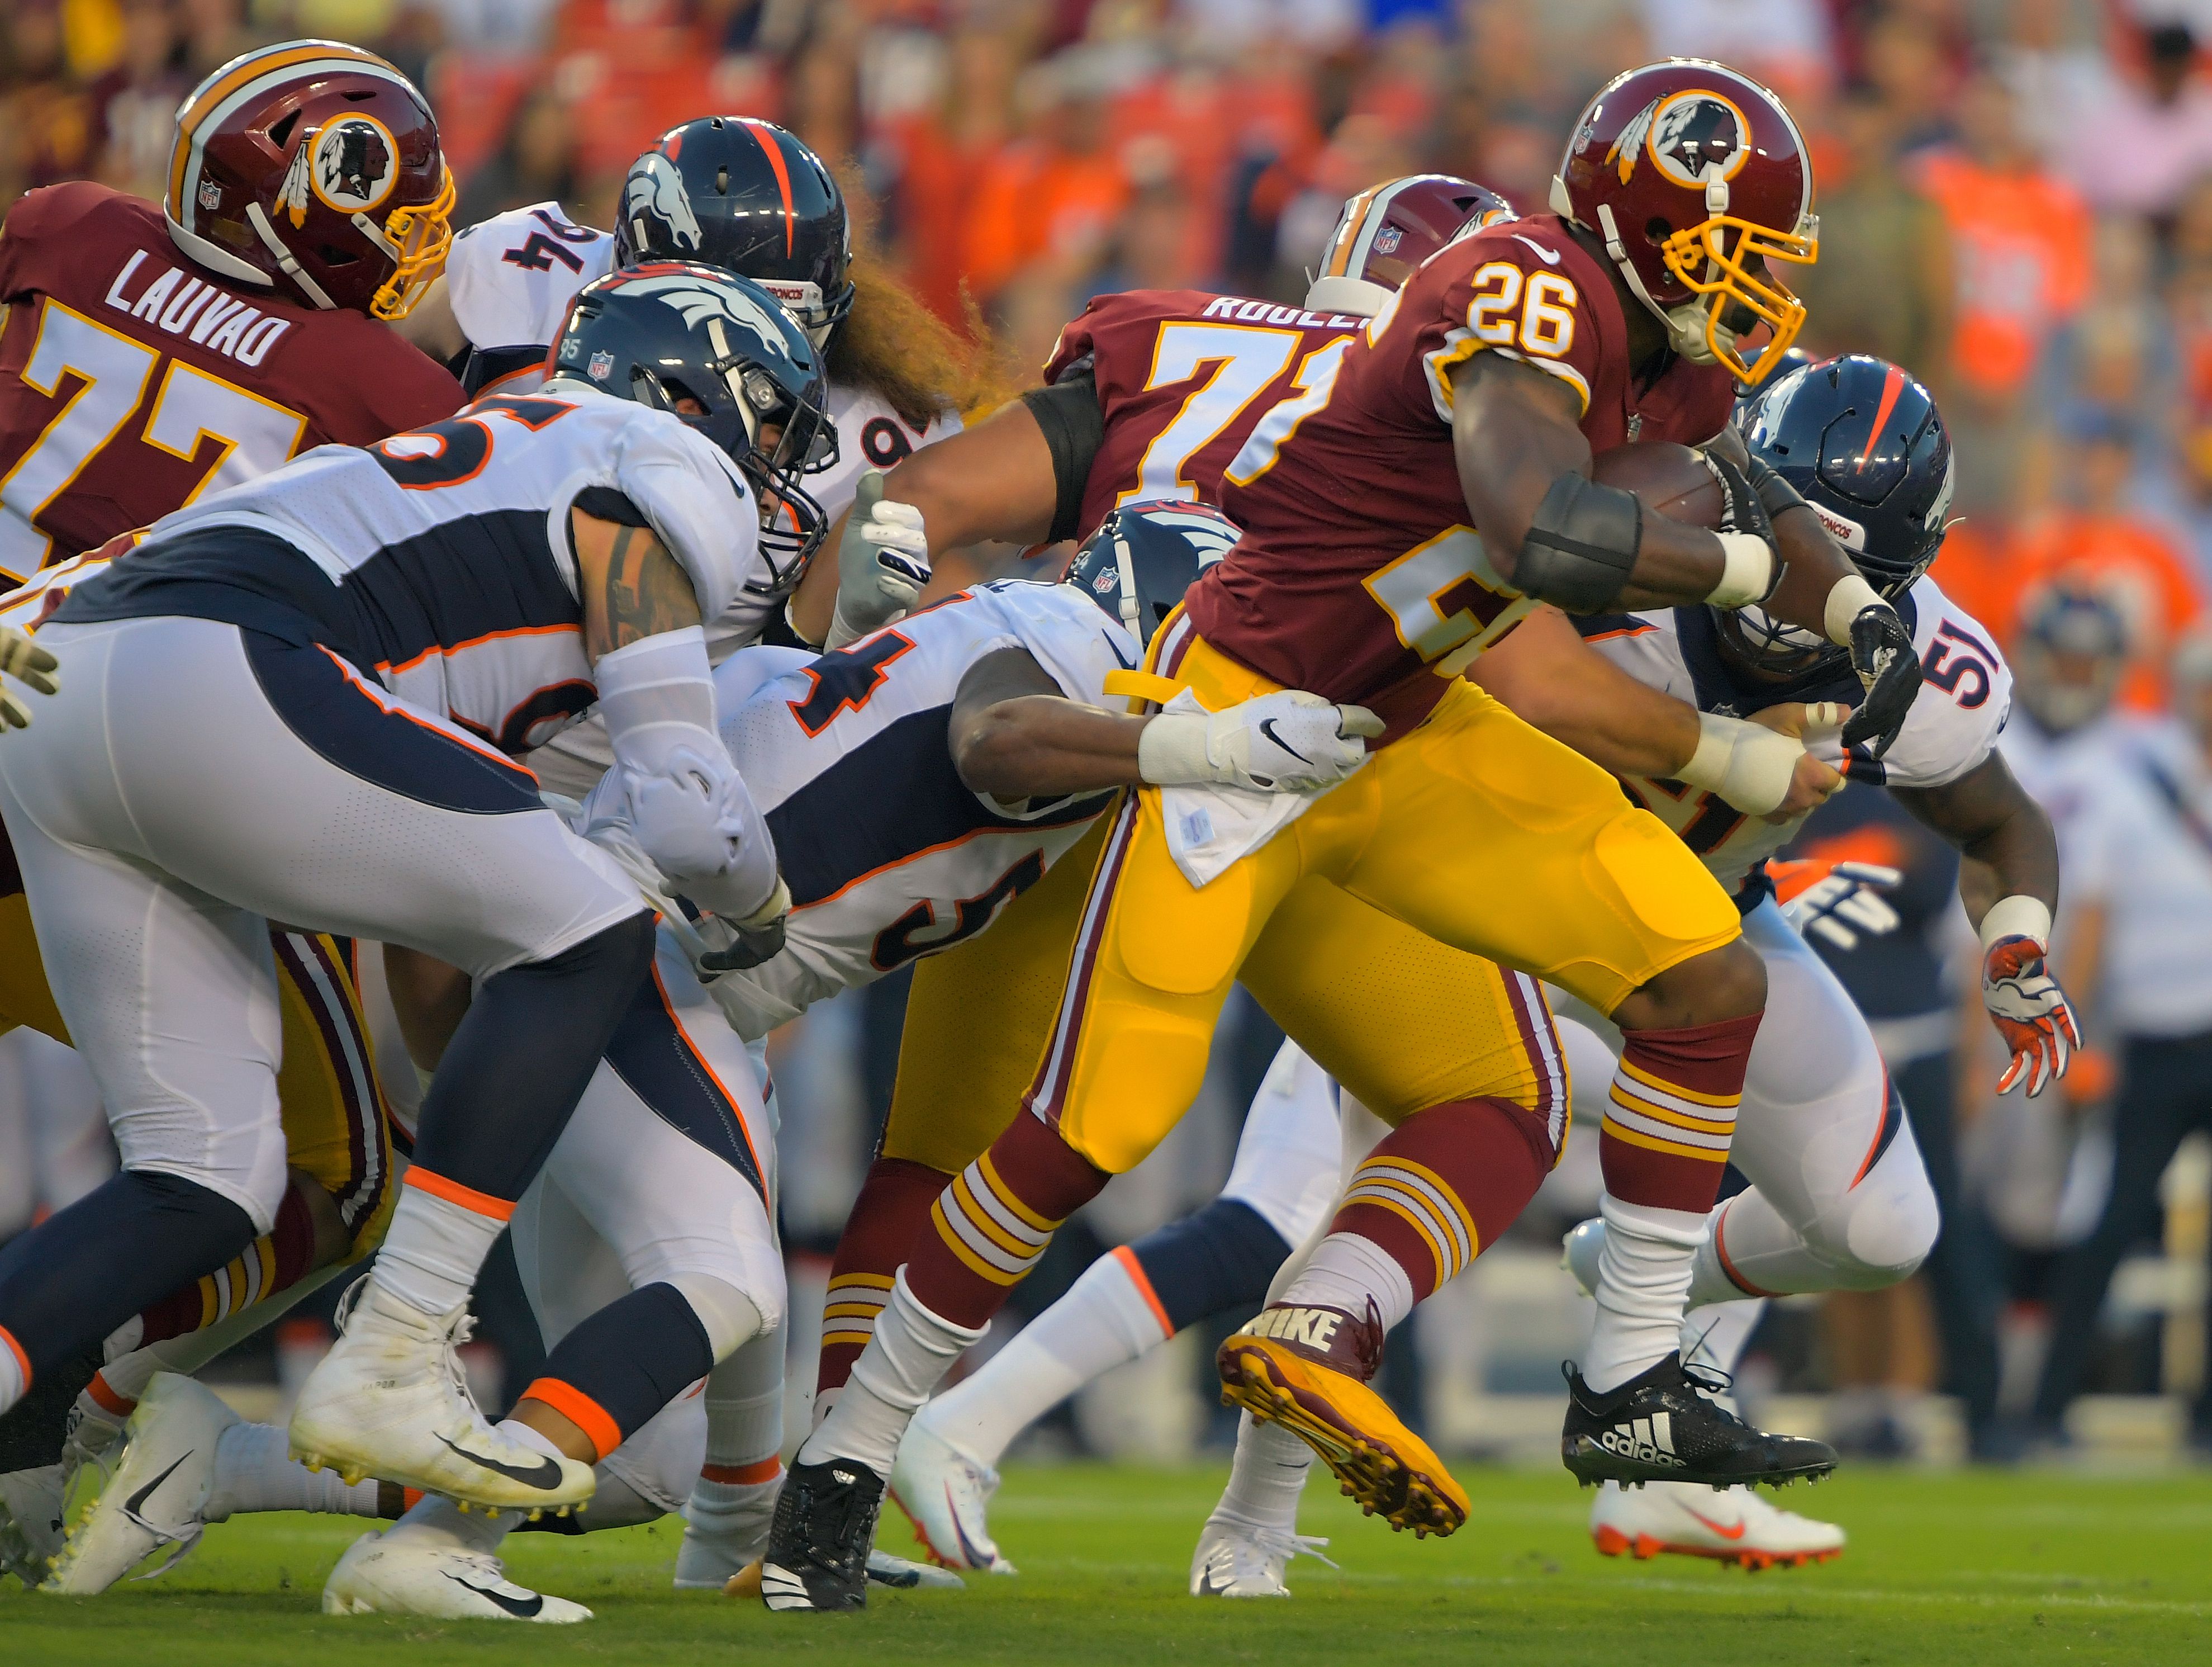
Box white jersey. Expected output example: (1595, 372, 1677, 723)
(583, 579, 1139, 1038)
(447, 200, 963, 794)
(1581, 576, 2012, 893)
(54, 383, 757, 755)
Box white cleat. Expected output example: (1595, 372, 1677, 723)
(41, 1374, 236, 1594)
(673, 1475, 779, 1590)
(1189, 1514, 1335, 1597)
(322, 1528, 592, 1621)
(0, 1466, 66, 1588)
(1562, 1216, 1604, 1297)
(288, 1281, 594, 1513)
(1591, 1480, 1845, 1570)
(889, 1419, 1014, 1574)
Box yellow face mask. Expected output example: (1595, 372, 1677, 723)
(1661, 214, 1819, 380)
(368, 163, 456, 321)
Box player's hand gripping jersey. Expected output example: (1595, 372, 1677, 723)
(0, 183, 464, 581)
(52, 382, 759, 755)
(1198, 215, 1735, 735)
(1043, 288, 1375, 543)
(583, 578, 1141, 1037)
(1581, 576, 2013, 895)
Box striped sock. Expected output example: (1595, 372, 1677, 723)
(1282, 1097, 1552, 1328)
(904, 1112, 1109, 1330)
(1599, 1015, 1760, 1215)
(134, 1181, 320, 1346)
(816, 1159, 950, 1400)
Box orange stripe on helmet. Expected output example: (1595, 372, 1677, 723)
(1859, 362, 1907, 467)
(740, 118, 796, 258)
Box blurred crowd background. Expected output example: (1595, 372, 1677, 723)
(7, 0, 2212, 1470)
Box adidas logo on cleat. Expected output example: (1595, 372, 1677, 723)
(1597, 1415, 1685, 1469)
(1237, 1307, 1343, 1350)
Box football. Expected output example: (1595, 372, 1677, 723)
(1591, 441, 1725, 529)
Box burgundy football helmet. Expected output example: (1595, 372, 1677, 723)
(1307, 174, 1516, 316)
(1553, 59, 1816, 378)
(165, 40, 454, 321)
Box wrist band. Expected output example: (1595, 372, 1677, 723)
(1707, 533, 1777, 608)
(1980, 894, 2052, 950)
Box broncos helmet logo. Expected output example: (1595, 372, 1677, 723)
(615, 272, 788, 343)
(624, 153, 705, 255)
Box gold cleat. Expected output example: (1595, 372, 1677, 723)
(1217, 1303, 1469, 1539)
(723, 1559, 765, 1600)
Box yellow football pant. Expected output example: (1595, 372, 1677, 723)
(1015, 627, 1739, 1175)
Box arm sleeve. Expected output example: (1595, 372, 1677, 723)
(1019, 373, 1104, 545)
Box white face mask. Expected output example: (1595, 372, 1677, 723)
(1734, 603, 1828, 659)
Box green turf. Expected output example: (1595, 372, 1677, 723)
(5, 1464, 2209, 1666)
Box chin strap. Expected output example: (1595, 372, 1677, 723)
(245, 202, 337, 311)
(1590, 200, 1725, 366)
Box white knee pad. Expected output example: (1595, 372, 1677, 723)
(1807, 1124, 1940, 1285)
(666, 1271, 775, 1362)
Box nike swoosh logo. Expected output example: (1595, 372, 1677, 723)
(1684, 1507, 1747, 1541)
(947, 1484, 995, 1570)
(435, 1434, 566, 1490)
(1257, 718, 1312, 763)
(1513, 235, 1563, 265)
(446, 1572, 544, 1617)
(122, 1451, 194, 1526)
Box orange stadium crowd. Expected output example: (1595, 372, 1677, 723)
(8, 0, 2212, 1466)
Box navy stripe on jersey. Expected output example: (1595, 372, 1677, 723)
(58, 513, 580, 679)
(462, 343, 553, 397)
(767, 705, 1115, 908)
(602, 965, 767, 1201)
(241, 628, 544, 815)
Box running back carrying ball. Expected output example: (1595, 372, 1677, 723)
(1589, 442, 1726, 532)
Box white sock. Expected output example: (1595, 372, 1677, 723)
(1213, 1411, 1311, 1532)
(1278, 1233, 1415, 1333)
(1583, 1195, 1706, 1394)
(372, 1180, 506, 1316)
(0, 1328, 26, 1417)
(383, 1491, 519, 1554)
(686, 1473, 779, 1537)
(703, 1332, 784, 1470)
(205, 1422, 383, 1519)
(920, 1248, 1169, 1467)
(797, 1270, 984, 1480)
(1679, 1296, 1767, 1387)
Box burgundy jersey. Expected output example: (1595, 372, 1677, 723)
(1196, 214, 1735, 736)
(1044, 288, 1371, 544)
(0, 182, 463, 582)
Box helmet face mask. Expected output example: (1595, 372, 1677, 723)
(1554, 60, 1818, 379)
(552, 263, 837, 590)
(164, 40, 453, 320)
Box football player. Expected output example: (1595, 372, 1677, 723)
(764, 61, 1931, 1611)
(0, 267, 814, 1530)
(0, 40, 464, 585)
(416, 115, 975, 802)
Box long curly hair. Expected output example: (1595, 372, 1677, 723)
(824, 158, 1011, 425)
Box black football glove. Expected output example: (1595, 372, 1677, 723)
(1740, 450, 1808, 521)
(696, 877, 793, 974)
(1839, 603, 1921, 756)
(1706, 453, 1777, 551)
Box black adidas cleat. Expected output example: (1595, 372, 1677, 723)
(759, 1457, 886, 1613)
(1561, 1354, 1837, 1489)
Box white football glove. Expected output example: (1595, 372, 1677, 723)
(1, 624, 59, 731)
(1980, 897, 2078, 1098)
(1773, 858, 1903, 951)
(825, 470, 931, 649)
(1138, 689, 1384, 793)
(620, 747, 761, 879)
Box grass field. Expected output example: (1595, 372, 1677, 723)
(4, 1463, 2209, 1666)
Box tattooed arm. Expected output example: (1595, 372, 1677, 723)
(571, 507, 705, 662)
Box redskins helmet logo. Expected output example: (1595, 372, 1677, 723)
(305, 115, 400, 217)
(1607, 92, 1749, 189)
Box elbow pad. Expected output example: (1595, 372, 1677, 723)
(1517, 472, 1642, 613)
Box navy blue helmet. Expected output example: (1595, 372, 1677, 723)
(1726, 353, 1954, 668)
(1065, 500, 1241, 647)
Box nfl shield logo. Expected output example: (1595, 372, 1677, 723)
(1373, 225, 1402, 255)
(197, 178, 222, 211)
(588, 349, 615, 381)
(1091, 570, 1117, 594)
